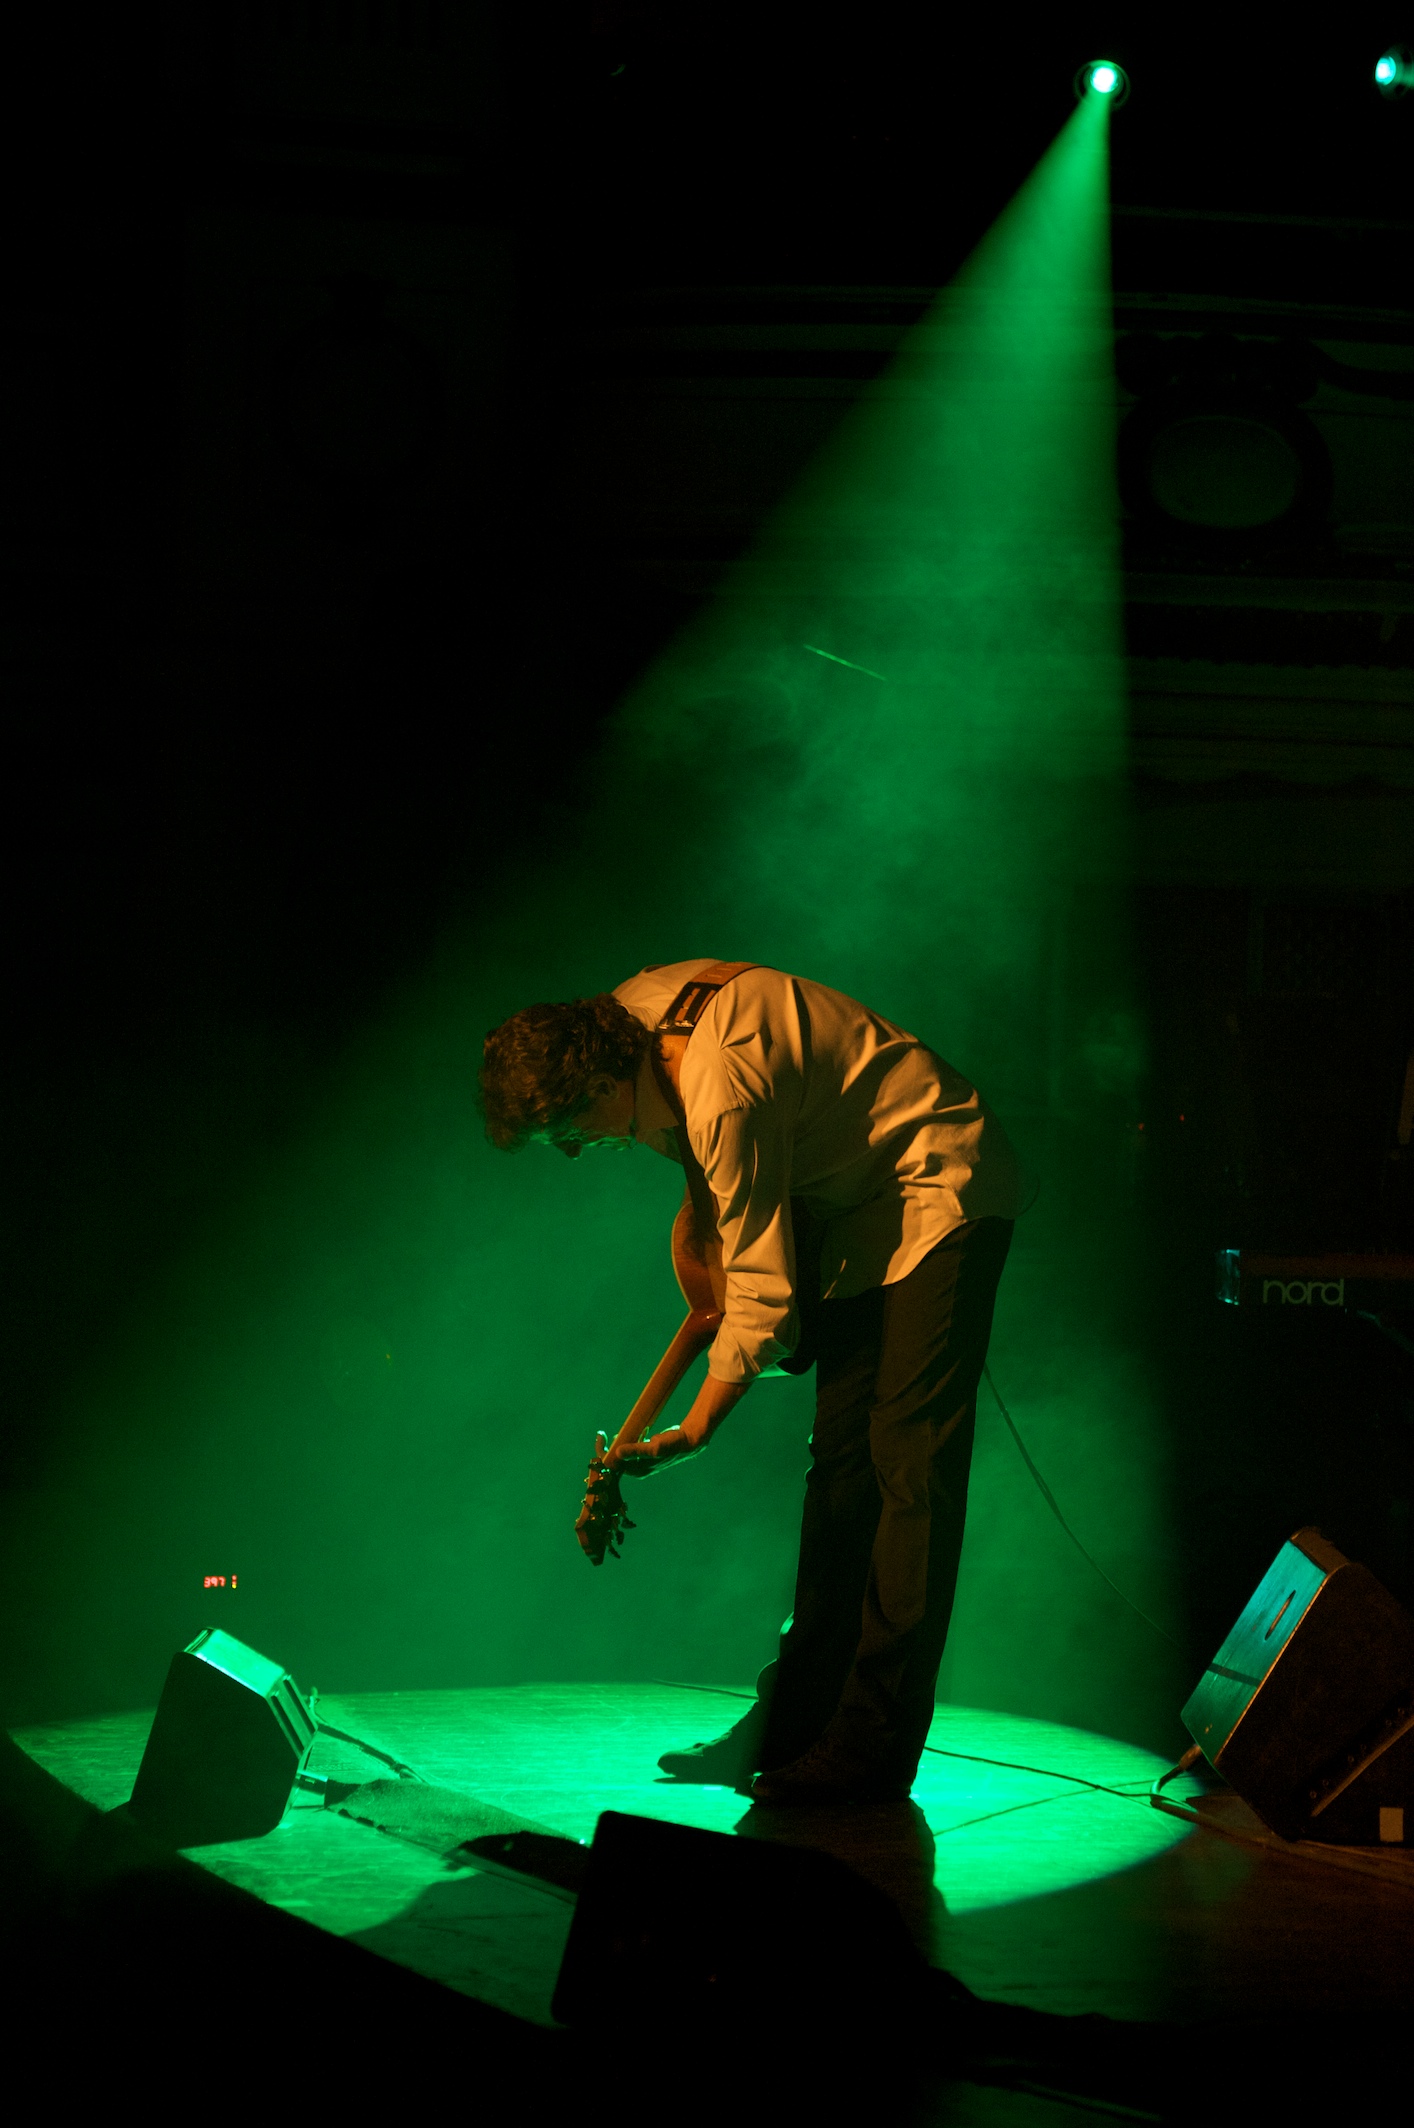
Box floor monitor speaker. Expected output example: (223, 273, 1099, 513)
(552, 1809, 927, 2030)
(127, 1629, 316, 1847)
(1183, 1527, 1414, 1845)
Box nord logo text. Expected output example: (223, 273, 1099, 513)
(1262, 1278, 1345, 1307)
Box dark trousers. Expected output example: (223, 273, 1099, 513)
(758, 1216, 1013, 1780)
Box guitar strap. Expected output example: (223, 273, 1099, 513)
(655, 960, 762, 1038)
(648, 960, 820, 1377)
(648, 964, 758, 1269)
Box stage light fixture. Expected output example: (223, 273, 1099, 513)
(1075, 58, 1129, 104)
(1374, 46, 1413, 97)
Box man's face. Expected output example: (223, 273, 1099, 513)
(538, 1075, 637, 1159)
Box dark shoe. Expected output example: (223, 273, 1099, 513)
(750, 1740, 912, 1806)
(658, 1704, 764, 1785)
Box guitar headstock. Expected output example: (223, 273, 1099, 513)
(575, 1431, 637, 1566)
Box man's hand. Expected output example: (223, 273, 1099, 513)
(613, 1427, 695, 1479)
(611, 1373, 749, 1478)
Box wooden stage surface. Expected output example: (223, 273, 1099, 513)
(16, 1680, 1414, 2039)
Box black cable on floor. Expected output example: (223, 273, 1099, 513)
(656, 1680, 1175, 1805)
(921, 1739, 1164, 1804)
(1149, 1748, 1414, 1887)
(313, 1719, 423, 1783)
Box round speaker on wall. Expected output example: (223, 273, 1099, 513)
(1120, 386, 1332, 545)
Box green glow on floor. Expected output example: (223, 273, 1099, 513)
(15, 1683, 1197, 2033)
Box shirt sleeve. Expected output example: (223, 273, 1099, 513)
(691, 1104, 800, 1383)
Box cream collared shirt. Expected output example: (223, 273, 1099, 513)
(614, 961, 1021, 1385)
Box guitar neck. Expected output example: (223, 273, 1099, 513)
(607, 1308, 722, 1456)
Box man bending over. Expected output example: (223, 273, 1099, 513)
(478, 959, 1020, 1805)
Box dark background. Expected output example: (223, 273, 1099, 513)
(4, 5, 1412, 1718)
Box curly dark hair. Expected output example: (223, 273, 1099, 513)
(479, 993, 654, 1150)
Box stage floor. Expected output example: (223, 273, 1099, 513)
(16, 1682, 1414, 2036)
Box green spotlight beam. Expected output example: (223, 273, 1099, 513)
(598, 86, 1132, 1053)
(574, 85, 1174, 1734)
(3, 92, 1180, 1763)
